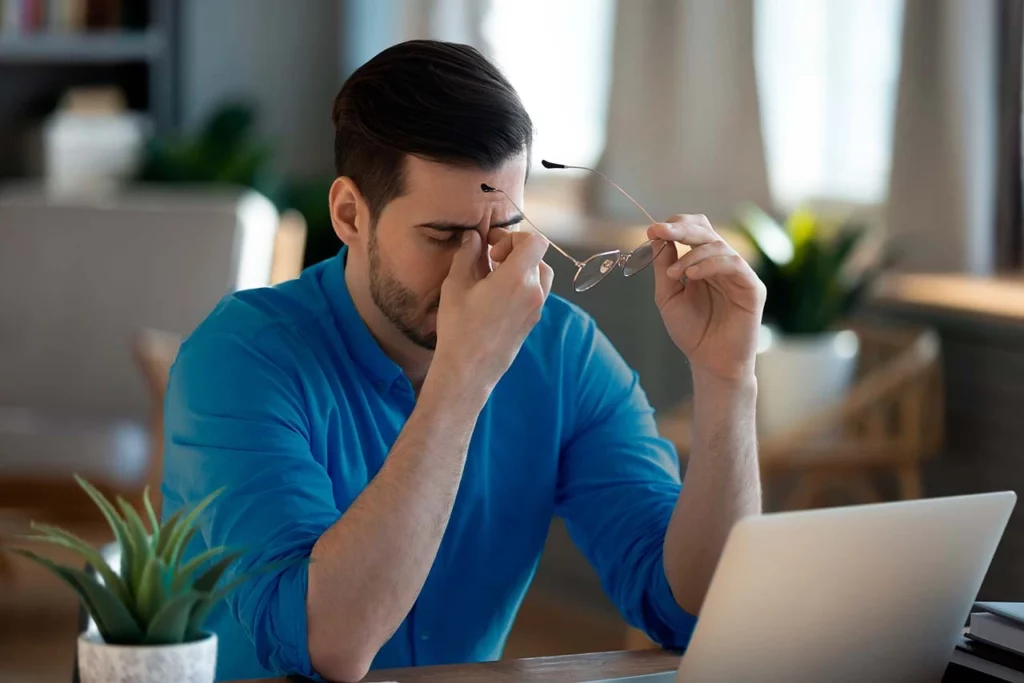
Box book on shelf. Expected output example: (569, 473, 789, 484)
(0, 0, 146, 35)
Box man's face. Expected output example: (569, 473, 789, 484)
(365, 154, 528, 350)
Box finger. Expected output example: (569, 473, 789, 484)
(491, 231, 550, 283)
(684, 253, 758, 286)
(489, 229, 529, 264)
(539, 261, 554, 300)
(448, 228, 484, 284)
(666, 240, 734, 279)
(652, 238, 686, 306)
(488, 226, 513, 246)
(647, 214, 719, 247)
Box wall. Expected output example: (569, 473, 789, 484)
(179, 0, 341, 177)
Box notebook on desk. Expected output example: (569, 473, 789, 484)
(952, 633, 1024, 683)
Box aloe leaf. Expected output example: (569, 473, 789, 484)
(145, 590, 204, 644)
(135, 554, 169, 626)
(155, 509, 183, 558)
(21, 524, 130, 606)
(172, 546, 230, 594)
(163, 488, 223, 566)
(192, 550, 243, 593)
(117, 498, 152, 591)
(74, 475, 135, 591)
(185, 556, 308, 641)
(142, 486, 160, 543)
(9, 548, 143, 644)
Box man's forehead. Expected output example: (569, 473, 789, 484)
(400, 154, 527, 224)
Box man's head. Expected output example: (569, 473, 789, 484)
(329, 40, 533, 351)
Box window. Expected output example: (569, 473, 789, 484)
(482, 0, 616, 173)
(755, 0, 905, 209)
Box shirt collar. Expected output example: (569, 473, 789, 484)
(321, 246, 405, 391)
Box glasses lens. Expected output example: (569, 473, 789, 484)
(575, 251, 622, 292)
(622, 239, 668, 277)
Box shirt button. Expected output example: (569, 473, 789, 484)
(420, 632, 430, 641)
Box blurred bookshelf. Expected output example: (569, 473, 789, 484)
(0, 0, 178, 178)
(0, 30, 164, 62)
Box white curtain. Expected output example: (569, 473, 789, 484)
(886, 0, 1000, 274)
(593, 0, 772, 223)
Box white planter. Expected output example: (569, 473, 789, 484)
(755, 326, 860, 437)
(78, 632, 217, 683)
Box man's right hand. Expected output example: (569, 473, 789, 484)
(432, 225, 553, 398)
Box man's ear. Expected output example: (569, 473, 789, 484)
(329, 176, 369, 244)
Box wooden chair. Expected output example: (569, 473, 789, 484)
(656, 324, 944, 510)
(270, 209, 308, 285)
(621, 325, 943, 649)
(130, 329, 182, 515)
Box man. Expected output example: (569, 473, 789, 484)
(162, 39, 764, 682)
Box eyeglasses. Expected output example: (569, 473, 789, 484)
(481, 160, 667, 292)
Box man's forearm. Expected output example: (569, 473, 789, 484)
(663, 370, 761, 615)
(306, 371, 488, 682)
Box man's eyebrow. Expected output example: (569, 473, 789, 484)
(417, 213, 524, 231)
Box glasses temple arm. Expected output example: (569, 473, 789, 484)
(542, 161, 658, 226)
(482, 186, 583, 268)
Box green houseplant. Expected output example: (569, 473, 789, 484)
(5, 476, 268, 683)
(734, 203, 880, 335)
(137, 101, 339, 268)
(732, 204, 885, 436)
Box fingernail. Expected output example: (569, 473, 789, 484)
(668, 263, 682, 277)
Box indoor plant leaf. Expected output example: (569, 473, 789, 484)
(144, 590, 204, 645)
(73, 475, 137, 594)
(20, 523, 131, 607)
(142, 486, 161, 545)
(8, 548, 144, 644)
(163, 488, 223, 568)
(155, 509, 184, 559)
(118, 497, 152, 592)
(184, 556, 308, 641)
(172, 546, 233, 594)
(192, 550, 244, 593)
(135, 553, 169, 626)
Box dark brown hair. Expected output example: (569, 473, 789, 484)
(332, 40, 533, 223)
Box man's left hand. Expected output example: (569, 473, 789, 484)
(647, 215, 766, 383)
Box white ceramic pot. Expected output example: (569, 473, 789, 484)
(78, 632, 217, 683)
(755, 326, 860, 437)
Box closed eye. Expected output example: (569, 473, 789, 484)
(425, 232, 463, 248)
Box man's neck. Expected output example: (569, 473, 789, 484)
(344, 262, 432, 391)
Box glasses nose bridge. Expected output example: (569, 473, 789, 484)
(615, 252, 630, 268)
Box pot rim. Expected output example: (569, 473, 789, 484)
(78, 631, 217, 650)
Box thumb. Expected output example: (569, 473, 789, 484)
(448, 229, 484, 283)
(652, 236, 686, 308)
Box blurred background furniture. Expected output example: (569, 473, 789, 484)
(0, 185, 303, 530)
(657, 324, 944, 510)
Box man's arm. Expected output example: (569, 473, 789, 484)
(647, 214, 767, 616)
(306, 229, 553, 681)
(305, 371, 484, 681)
(662, 371, 760, 615)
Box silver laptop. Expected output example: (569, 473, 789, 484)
(587, 492, 1016, 683)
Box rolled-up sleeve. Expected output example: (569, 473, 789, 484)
(555, 314, 697, 650)
(163, 330, 340, 677)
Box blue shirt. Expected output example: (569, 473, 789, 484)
(162, 248, 696, 682)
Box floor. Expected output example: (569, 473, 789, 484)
(0, 519, 632, 683)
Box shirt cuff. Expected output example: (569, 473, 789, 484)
(248, 559, 321, 678)
(642, 559, 698, 651)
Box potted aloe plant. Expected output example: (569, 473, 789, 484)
(734, 204, 885, 436)
(5, 476, 255, 683)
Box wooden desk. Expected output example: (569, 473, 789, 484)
(239, 650, 681, 683)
